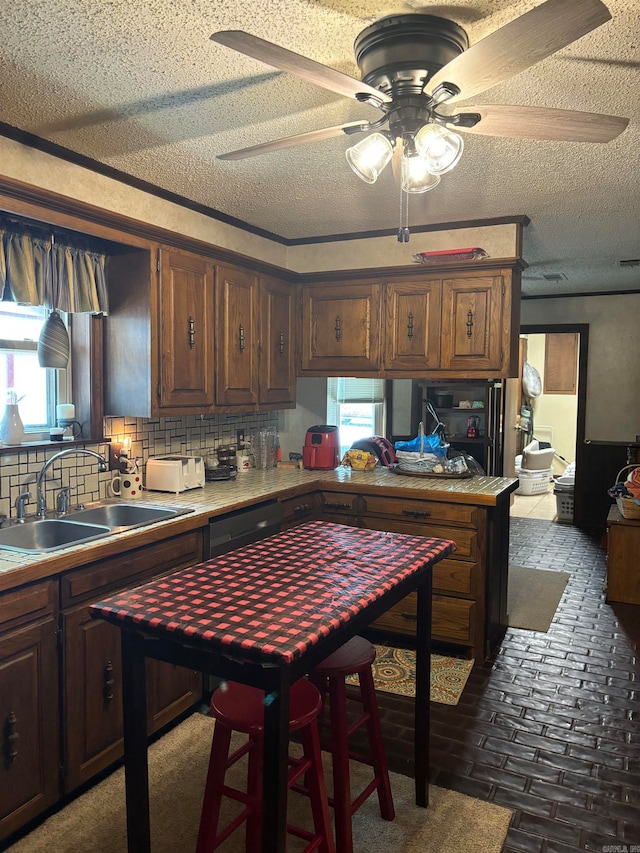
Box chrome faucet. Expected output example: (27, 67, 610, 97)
(36, 449, 108, 519)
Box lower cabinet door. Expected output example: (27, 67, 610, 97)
(0, 619, 59, 840)
(62, 608, 124, 791)
(147, 660, 202, 734)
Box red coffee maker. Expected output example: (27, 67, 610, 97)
(303, 425, 340, 470)
(466, 416, 480, 438)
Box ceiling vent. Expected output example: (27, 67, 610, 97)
(619, 259, 640, 267)
(542, 273, 568, 282)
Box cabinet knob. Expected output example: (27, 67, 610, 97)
(238, 324, 245, 352)
(334, 316, 341, 341)
(403, 509, 431, 518)
(188, 316, 195, 349)
(407, 312, 414, 340)
(279, 331, 285, 355)
(466, 309, 474, 339)
(4, 710, 19, 763)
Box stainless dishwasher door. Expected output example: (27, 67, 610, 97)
(207, 499, 283, 558)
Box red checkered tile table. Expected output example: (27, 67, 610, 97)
(90, 521, 455, 853)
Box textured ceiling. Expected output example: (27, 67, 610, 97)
(0, 0, 638, 296)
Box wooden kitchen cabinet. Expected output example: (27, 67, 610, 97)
(215, 263, 260, 408)
(605, 506, 640, 605)
(279, 491, 319, 529)
(383, 278, 441, 373)
(259, 275, 296, 408)
(300, 280, 382, 374)
(0, 581, 59, 841)
(61, 530, 204, 790)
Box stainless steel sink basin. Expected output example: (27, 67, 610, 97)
(66, 502, 185, 530)
(0, 519, 111, 553)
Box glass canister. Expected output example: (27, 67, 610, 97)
(253, 429, 276, 469)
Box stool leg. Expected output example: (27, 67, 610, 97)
(359, 668, 395, 821)
(299, 720, 336, 853)
(196, 723, 232, 853)
(245, 735, 263, 853)
(327, 676, 354, 853)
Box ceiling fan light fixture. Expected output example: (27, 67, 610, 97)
(400, 152, 441, 194)
(345, 132, 394, 184)
(414, 123, 464, 175)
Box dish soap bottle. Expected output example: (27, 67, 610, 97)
(0, 390, 25, 446)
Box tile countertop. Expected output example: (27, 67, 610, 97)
(0, 466, 518, 593)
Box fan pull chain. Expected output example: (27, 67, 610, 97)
(397, 180, 410, 243)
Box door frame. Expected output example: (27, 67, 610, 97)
(520, 323, 589, 529)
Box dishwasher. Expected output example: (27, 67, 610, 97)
(203, 499, 283, 694)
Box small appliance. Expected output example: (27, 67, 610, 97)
(303, 425, 340, 470)
(466, 417, 480, 439)
(145, 454, 205, 493)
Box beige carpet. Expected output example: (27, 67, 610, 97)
(508, 564, 570, 632)
(347, 646, 474, 705)
(8, 713, 513, 853)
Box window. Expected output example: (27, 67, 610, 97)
(0, 303, 59, 433)
(326, 378, 386, 456)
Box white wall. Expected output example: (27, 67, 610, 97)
(277, 378, 327, 460)
(521, 293, 640, 442)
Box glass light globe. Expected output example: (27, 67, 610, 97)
(414, 124, 464, 175)
(345, 132, 394, 184)
(401, 154, 441, 194)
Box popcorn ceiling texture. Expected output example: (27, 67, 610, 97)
(0, 411, 278, 521)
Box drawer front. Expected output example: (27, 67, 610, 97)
(61, 529, 204, 608)
(318, 492, 359, 515)
(371, 593, 475, 644)
(279, 493, 318, 525)
(362, 515, 477, 561)
(433, 558, 478, 596)
(0, 580, 56, 635)
(362, 494, 477, 527)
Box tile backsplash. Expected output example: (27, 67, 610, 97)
(0, 411, 279, 520)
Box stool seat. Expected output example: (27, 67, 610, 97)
(211, 679, 321, 734)
(314, 634, 375, 676)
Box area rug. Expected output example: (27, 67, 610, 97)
(508, 564, 570, 632)
(347, 645, 474, 705)
(7, 713, 513, 853)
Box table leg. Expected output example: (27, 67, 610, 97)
(261, 667, 291, 852)
(414, 573, 432, 808)
(121, 630, 150, 853)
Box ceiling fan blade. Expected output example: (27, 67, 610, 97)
(211, 30, 392, 104)
(217, 121, 370, 161)
(427, 0, 612, 102)
(446, 104, 629, 142)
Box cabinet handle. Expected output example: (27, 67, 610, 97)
(294, 503, 311, 513)
(238, 324, 245, 352)
(400, 612, 417, 621)
(466, 309, 474, 339)
(335, 316, 341, 341)
(403, 509, 431, 518)
(324, 501, 352, 510)
(407, 312, 414, 340)
(4, 711, 18, 763)
(279, 331, 285, 355)
(104, 660, 115, 704)
(188, 316, 195, 348)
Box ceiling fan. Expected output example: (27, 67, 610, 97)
(211, 0, 628, 239)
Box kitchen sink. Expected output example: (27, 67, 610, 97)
(0, 502, 194, 554)
(0, 519, 111, 553)
(65, 502, 187, 530)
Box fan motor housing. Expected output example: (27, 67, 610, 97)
(354, 15, 469, 97)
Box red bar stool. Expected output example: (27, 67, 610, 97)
(196, 679, 335, 853)
(310, 636, 395, 853)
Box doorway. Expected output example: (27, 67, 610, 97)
(504, 324, 589, 526)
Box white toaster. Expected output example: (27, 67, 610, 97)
(145, 455, 205, 493)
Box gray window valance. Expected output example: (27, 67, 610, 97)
(0, 225, 109, 314)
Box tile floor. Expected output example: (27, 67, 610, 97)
(372, 513, 640, 852)
(510, 487, 559, 521)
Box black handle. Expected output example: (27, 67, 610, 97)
(294, 504, 311, 513)
(324, 501, 352, 510)
(103, 660, 115, 704)
(188, 316, 195, 348)
(402, 509, 431, 518)
(407, 312, 414, 340)
(334, 316, 341, 341)
(279, 332, 285, 355)
(466, 309, 474, 339)
(4, 711, 18, 763)
(400, 612, 417, 621)
(238, 324, 245, 352)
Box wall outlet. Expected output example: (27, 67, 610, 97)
(236, 429, 245, 448)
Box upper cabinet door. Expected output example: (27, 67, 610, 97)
(440, 274, 505, 373)
(300, 281, 382, 374)
(158, 249, 215, 410)
(259, 276, 296, 407)
(384, 279, 441, 373)
(215, 264, 259, 407)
